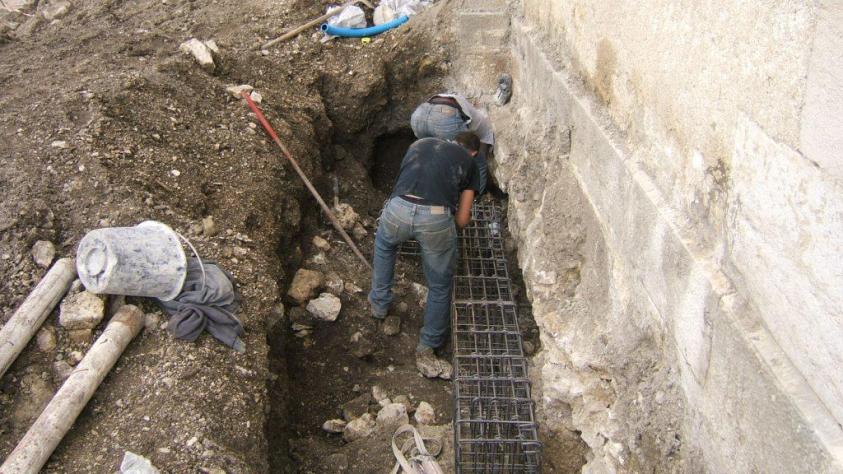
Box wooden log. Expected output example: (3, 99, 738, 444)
(0, 257, 76, 379)
(1, 305, 145, 474)
(260, 0, 374, 50)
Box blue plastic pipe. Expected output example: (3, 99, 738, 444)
(321, 15, 410, 38)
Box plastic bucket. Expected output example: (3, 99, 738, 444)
(76, 221, 187, 301)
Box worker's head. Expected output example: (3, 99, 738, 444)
(454, 131, 481, 157)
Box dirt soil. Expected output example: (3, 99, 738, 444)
(0, 0, 469, 472)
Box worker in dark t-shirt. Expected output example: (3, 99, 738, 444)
(369, 132, 482, 379)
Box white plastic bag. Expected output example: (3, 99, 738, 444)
(382, 0, 432, 18)
(326, 5, 367, 29)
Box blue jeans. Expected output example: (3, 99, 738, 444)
(369, 197, 457, 349)
(410, 103, 468, 141)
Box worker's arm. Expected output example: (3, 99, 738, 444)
(455, 189, 475, 229)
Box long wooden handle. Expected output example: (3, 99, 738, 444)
(1, 305, 145, 474)
(0, 258, 76, 380)
(240, 91, 372, 271)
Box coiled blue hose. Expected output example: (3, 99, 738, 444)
(321, 15, 410, 38)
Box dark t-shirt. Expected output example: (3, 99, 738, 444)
(391, 138, 482, 211)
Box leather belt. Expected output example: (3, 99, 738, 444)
(400, 195, 435, 205)
(428, 96, 469, 121)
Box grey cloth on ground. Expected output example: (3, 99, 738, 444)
(157, 258, 244, 352)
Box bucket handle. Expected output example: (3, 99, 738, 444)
(175, 231, 207, 293)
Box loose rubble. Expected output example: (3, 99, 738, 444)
(59, 291, 105, 330)
(332, 203, 360, 231)
(376, 403, 409, 430)
(287, 268, 325, 304)
(343, 413, 377, 442)
(31, 240, 55, 268)
(178, 38, 217, 72)
(414, 401, 435, 425)
(322, 419, 347, 433)
(306, 293, 341, 322)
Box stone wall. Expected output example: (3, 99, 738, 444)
(448, 0, 843, 471)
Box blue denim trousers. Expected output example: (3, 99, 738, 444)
(369, 197, 457, 349)
(410, 103, 469, 141)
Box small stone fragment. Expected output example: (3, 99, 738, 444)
(202, 216, 218, 237)
(31, 240, 55, 268)
(332, 203, 359, 231)
(120, 451, 160, 474)
(306, 293, 341, 322)
(179, 38, 215, 72)
(344, 282, 363, 294)
(68, 350, 83, 365)
(376, 403, 409, 429)
(412, 283, 428, 307)
(322, 419, 347, 433)
(249, 91, 262, 104)
(50, 140, 69, 149)
(523, 340, 535, 355)
(396, 301, 409, 315)
(59, 291, 105, 330)
(42, 1, 71, 21)
(225, 84, 253, 98)
(343, 413, 377, 442)
(352, 222, 367, 240)
(36, 326, 57, 352)
(371, 385, 388, 402)
(381, 315, 401, 336)
(393, 395, 414, 414)
(325, 271, 344, 296)
(414, 401, 435, 425)
(312, 235, 331, 252)
(287, 268, 325, 304)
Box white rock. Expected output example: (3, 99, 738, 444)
(378, 398, 391, 407)
(36, 326, 56, 352)
(225, 84, 254, 98)
(306, 293, 341, 322)
(203, 39, 219, 54)
(42, 0, 71, 21)
(322, 419, 347, 433)
(343, 413, 376, 442)
(50, 140, 69, 149)
(120, 451, 160, 474)
(31, 240, 55, 268)
(59, 291, 105, 330)
(371, 384, 388, 402)
(249, 91, 262, 104)
(376, 403, 409, 429)
(414, 401, 435, 425)
(179, 38, 215, 72)
(344, 282, 363, 294)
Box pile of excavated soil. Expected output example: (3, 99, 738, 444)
(0, 0, 459, 471)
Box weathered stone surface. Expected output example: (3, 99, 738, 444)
(343, 413, 376, 442)
(287, 269, 324, 304)
(59, 291, 104, 330)
(393, 395, 414, 414)
(306, 293, 341, 322)
(414, 401, 435, 425)
(376, 403, 408, 430)
(332, 203, 359, 231)
(31, 240, 55, 267)
(179, 38, 215, 72)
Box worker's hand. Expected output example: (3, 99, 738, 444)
(455, 189, 475, 229)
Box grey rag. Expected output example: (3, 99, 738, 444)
(157, 258, 244, 352)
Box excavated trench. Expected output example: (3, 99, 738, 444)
(259, 70, 558, 471)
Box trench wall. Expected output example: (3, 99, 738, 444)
(448, 0, 843, 471)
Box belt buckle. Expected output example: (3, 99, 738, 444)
(430, 206, 445, 215)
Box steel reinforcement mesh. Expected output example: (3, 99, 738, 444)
(396, 202, 542, 472)
(453, 203, 541, 473)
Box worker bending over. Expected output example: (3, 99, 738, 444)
(369, 132, 483, 379)
(410, 93, 494, 196)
